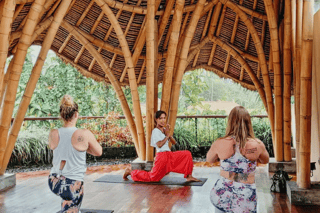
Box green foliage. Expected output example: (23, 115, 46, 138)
(252, 118, 274, 157)
(10, 125, 51, 166)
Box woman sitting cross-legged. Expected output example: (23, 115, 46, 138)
(48, 95, 103, 213)
(206, 106, 269, 213)
(123, 110, 201, 182)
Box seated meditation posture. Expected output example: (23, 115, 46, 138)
(206, 106, 269, 213)
(123, 110, 201, 182)
(48, 95, 102, 213)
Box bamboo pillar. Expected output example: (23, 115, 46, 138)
(0, 58, 13, 110)
(295, 0, 303, 185)
(146, 0, 155, 162)
(168, 0, 206, 133)
(0, 0, 15, 100)
(0, 0, 73, 174)
(264, 0, 283, 161)
(160, 0, 185, 114)
(0, 0, 46, 168)
(61, 21, 141, 160)
(95, 0, 146, 160)
(283, 0, 292, 162)
(298, 0, 313, 189)
(154, 20, 158, 113)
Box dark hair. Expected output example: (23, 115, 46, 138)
(60, 95, 78, 122)
(155, 110, 166, 119)
(154, 110, 166, 127)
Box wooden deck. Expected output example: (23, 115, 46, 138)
(0, 166, 319, 213)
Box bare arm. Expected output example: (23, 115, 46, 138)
(258, 142, 269, 164)
(48, 129, 59, 150)
(156, 136, 170, 148)
(206, 140, 219, 163)
(86, 130, 103, 156)
(169, 136, 176, 145)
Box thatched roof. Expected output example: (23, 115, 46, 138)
(9, 0, 274, 90)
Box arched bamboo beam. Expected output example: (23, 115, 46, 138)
(161, 0, 185, 115)
(295, 0, 303, 186)
(283, 0, 292, 162)
(298, 0, 313, 189)
(0, 0, 46, 170)
(168, 0, 206, 134)
(61, 21, 141, 160)
(0, 0, 15, 104)
(187, 36, 268, 111)
(146, 0, 156, 162)
(220, 0, 275, 148)
(0, 0, 73, 174)
(13, 3, 25, 21)
(16, 0, 34, 4)
(94, 0, 146, 160)
(157, 0, 175, 45)
(0, 58, 13, 110)
(264, 0, 283, 161)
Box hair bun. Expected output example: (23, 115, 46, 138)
(60, 95, 74, 107)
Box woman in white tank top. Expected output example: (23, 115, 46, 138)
(48, 95, 102, 213)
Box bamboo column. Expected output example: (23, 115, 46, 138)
(154, 20, 158, 114)
(298, 0, 313, 189)
(161, 0, 185, 114)
(0, 0, 15, 101)
(264, 0, 283, 161)
(168, 0, 206, 133)
(61, 21, 141, 160)
(283, 0, 292, 162)
(95, 0, 146, 160)
(295, 0, 303, 185)
(146, 0, 155, 162)
(0, 0, 46, 168)
(0, 0, 73, 174)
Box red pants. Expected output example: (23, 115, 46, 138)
(131, 151, 194, 182)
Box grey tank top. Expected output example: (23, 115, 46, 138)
(50, 127, 86, 181)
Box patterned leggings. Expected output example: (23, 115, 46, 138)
(48, 174, 84, 213)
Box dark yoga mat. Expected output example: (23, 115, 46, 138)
(94, 175, 207, 186)
(57, 210, 113, 213)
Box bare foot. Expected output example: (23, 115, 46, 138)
(123, 167, 131, 181)
(186, 175, 202, 182)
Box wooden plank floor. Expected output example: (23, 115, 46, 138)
(0, 166, 319, 213)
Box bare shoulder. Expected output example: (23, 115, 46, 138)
(213, 137, 232, 148)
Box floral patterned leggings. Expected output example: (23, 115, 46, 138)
(48, 174, 84, 213)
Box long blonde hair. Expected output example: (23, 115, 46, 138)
(224, 106, 255, 150)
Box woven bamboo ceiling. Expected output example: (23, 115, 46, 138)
(9, 0, 275, 90)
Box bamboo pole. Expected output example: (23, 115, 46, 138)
(61, 21, 141, 160)
(160, 0, 185, 114)
(0, 0, 15, 105)
(95, 0, 146, 160)
(222, 0, 275, 151)
(298, 0, 313, 189)
(154, 20, 158, 114)
(119, 0, 161, 83)
(168, 0, 206, 134)
(0, 0, 46, 170)
(0, 58, 13, 110)
(157, 0, 174, 45)
(264, 0, 283, 161)
(295, 0, 303, 185)
(13, 3, 24, 20)
(146, 0, 155, 162)
(0, 0, 73, 174)
(283, 0, 292, 162)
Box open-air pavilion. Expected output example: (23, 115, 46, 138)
(0, 0, 320, 212)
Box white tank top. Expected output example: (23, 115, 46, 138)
(50, 127, 87, 181)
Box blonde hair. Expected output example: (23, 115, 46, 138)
(224, 106, 255, 150)
(60, 95, 78, 122)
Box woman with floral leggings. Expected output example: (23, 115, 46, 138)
(48, 95, 102, 212)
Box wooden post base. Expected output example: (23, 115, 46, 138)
(131, 158, 154, 171)
(287, 181, 320, 205)
(268, 157, 296, 173)
(0, 173, 16, 192)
